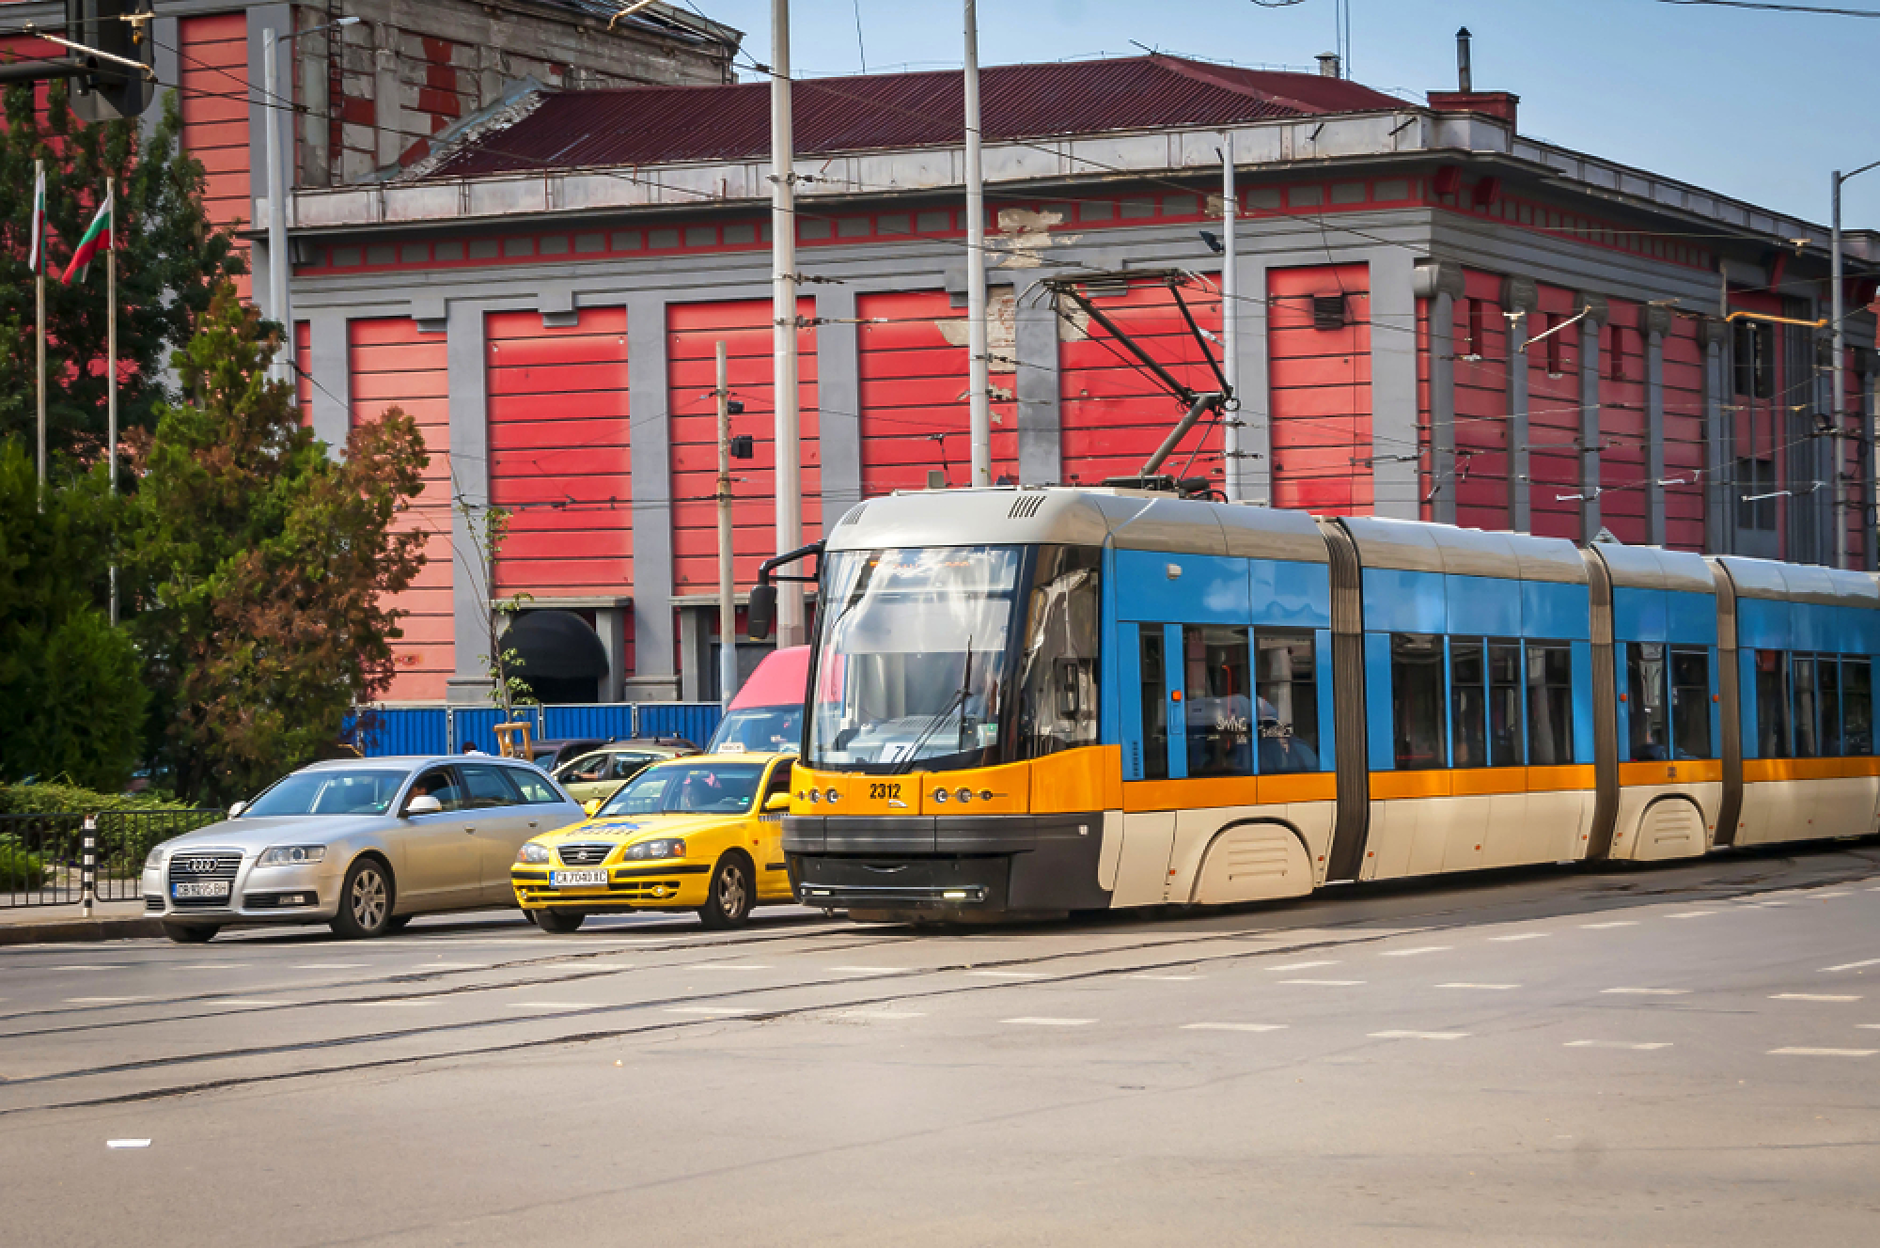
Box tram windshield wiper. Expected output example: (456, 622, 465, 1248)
(890, 635, 974, 775)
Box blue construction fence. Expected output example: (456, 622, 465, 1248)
(345, 703, 724, 758)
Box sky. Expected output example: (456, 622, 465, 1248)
(693, 0, 1880, 231)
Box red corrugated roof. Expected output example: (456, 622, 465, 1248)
(426, 55, 1405, 180)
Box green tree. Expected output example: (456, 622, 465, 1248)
(0, 439, 147, 790)
(0, 83, 245, 467)
(128, 286, 429, 804)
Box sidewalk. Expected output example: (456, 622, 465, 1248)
(0, 900, 164, 946)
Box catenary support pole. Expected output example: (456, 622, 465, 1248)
(770, 0, 805, 645)
(108, 174, 118, 625)
(716, 341, 739, 707)
(264, 26, 291, 386)
(1222, 132, 1240, 502)
(964, 0, 991, 486)
(35, 156, 45, 510)
(1833, 169, 1847, 571)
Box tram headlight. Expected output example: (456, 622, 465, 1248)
(932, 788, 948, 803)
(956, 788, 973, 804)
(808, 788, 821, 803)
(825, 788, 839, 804)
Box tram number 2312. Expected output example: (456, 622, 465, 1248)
(867, 782, 904, 801)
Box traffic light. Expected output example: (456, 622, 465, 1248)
(64, 0, 155, 121)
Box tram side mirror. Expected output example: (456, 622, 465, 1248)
(748, 583, 776, 641)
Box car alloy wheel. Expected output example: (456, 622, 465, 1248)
(331, 858, 396, 939)
(700, 855, 753, 930)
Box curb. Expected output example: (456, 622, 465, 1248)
(0, 917, 166, 946)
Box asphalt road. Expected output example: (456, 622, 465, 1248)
(3, 843, 1879, 1247)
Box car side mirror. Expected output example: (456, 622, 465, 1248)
(228, 800, 248, 818)
(764, 792, 792, 813)
(583, 799, 602, 816)
(405, 794, 443, 816)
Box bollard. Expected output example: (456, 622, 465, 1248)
(81, 815, 97, 918)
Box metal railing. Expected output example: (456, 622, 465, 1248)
(0, 809, 225, 908)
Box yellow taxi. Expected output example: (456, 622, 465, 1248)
(511, 752, 796, 932)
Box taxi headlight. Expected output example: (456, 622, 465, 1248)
(516, 842, 552, 865)
(623, 838, 686, 861)
(258, 845, 327, 867)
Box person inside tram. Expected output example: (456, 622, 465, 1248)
(1256, 696, 1319, 774)
(1634, 728, 1668, 762)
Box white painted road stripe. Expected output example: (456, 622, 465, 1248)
(1771, 993, 1862, 1002)
(1813, 892, 1850, 899)
(1268, 960, 1339, 971)
(1565, 1040, 1673, 1050)
(174, 963, 249, 970)
(1370, 1030, 1469, 1041)
(1279, 979, 1365, 986)
(1003, 1017, 1094, 1027)
(1381, 946, 1452, 957)
(1582, 921, 1640, 929)
(1438, 983, 1521, 991)
(1666, 911, 1719, 919)
(1602, 988, 1689, 996)
(49, 966, 120, 972)
(1183, 1023, 1288, 1032)
(1822, 958, 1880, 972)
(967, 970, 1044, 979)
(1489, 933, 1548, 942)
(64, 996, 145, 1004)
(1769, 1047, 1876, 1057)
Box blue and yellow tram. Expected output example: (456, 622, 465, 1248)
(778, 487, 1880, 919)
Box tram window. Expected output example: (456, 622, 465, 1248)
(1255, 630, 1320, 773)
(1488, 642, 1524, 767)
(1183, 625, 1252, 778)
(1625, 643, 1669, 761)
(1844, 659, 1873, 755)
(1669, 648, 1712, 760)
(1820, 657, 1843, 758)
(1527, 643, 1575, 767)
(1792, 656, 1820, 758)
(1138, 627, 1169, 781)
(1450, 637, 1488, 769)
(1755, 649, 1790, 758)
(1391, 633, 1447, 771)
(1015, 548, 1101, 760)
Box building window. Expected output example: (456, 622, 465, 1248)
(1182, 624, 1252, 778)
(1732, 320, 1777, 397)
(1255, 630, 1321, 773)
(1544, 312, 1565, 376)
(1670, 648, 1713, 760)
(1527, 643, 1576, 767)
(1607, 322, 1628, 382)
(1735, 457, 1776, 531)
(1465, 299, 1486, 359)
(1390, 633, 1447, 770)
(1755, 649, 1789, 758)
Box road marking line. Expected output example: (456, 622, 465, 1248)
(1858, 1024, 1880, 1030)
(1279, 979, 1365, 986)
(1753, 901, 1789, 907)
(1565, 1040, 1673, 1050)
(105, 1139, 151, 1149)
(1003, 1017, 1095, 1027)
(666, 1006, 752, 1016)
(294, 963, 368, 970)
(1489, 933, 1548, 942)
(1769, 1047, 1876, 1057)
(1582, 921, 1640, 929)
(1813, 892, 1850, 899)
(49, 965, 121, 971)
(1268, 960, 1339, 971)
(1369, 1030, 1469, 1040)
(1182, 1022, 1287, 1032)
(505, 1001, 601, 1010)
(1130, 973, 1201, 981)
(1438, 982, 1521, 991)
(1381, 946, 1452, 957)
(64, 996, 145, 1004)
(1602, 987, 1689, 996)
(1822, 958, 1880, 973)
(174, 963, 248, 970)
(829, 966, 901, 975)
(1665, 911, 1720, 919)
(218, 998, 299, 1007)
(1771, 993, 1862, 1002)
(967, 970, 1044, 979)
(697, 964, 771, 971)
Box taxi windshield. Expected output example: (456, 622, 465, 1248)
(597, 762, 767, 817)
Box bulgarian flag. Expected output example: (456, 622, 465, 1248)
(60, 186, 113, 284)
(27, 163, 44, 274)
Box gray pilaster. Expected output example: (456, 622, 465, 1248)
(1644, 304, 1671, 547)
(625, 292, 679, 699)
(1698, 316, 1728, 555)
(145, 14, 180, 151)
(1370, 248, 1419, 520)
(444, 303, 492, 706)
(594, 608, 626, 702)
(1233, 254, 1271, 505)
(1502, 277, 1539, 533)
(816, 286, 862, 515)
(307, 312, 350, 453)
(678, 607, 709, 702)
(246, 5, 291, 319)
(1576, 294, 1608, 542)
(1014, 274, 1061, 485)
(1414, 261, 1464, 525)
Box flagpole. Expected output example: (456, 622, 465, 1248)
(106, 174, 118, 626)
(35, 156, 45, 510)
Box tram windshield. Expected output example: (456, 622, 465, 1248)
(807, 546, 1021, 772)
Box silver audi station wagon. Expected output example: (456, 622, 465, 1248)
(142, 757, 585, 943)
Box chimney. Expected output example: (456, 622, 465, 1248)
(1316, 52, 1341, 79)
(1427, 27, 1518, 130)
(1456, 26, 1472, 92)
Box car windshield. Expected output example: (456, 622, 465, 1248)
(806, 545, 1019, 772)
(597, 762, 767, 816)
(243, 769, 408, 817)
(708, 705, 803, 753)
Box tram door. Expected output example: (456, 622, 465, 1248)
(1113, 623, 1183, 906)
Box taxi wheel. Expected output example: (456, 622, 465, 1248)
(535, 910, 585, 934)
(699, 853, 754, 930)
(330, 857, 396, 939)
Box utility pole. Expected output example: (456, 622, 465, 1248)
(35, 156, 45, 510)
(1830, 159, 1880, 571)
(770, 0, 805, 645)
(715, 341, 739, 707)
(964, 0, 991, 486)
(263, 24, 289, 384)
(107, 173, 118, 624)
(1221, 133, 1240, 502)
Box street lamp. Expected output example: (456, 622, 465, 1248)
(1831, 159, 1880, 571)
(263, 15, 360, 382)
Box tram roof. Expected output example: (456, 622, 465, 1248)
(827, 488, 1330, 564)
(1585, 543, 1716, 596)
(1712, 555, 1880, 609)
(1335, 516, 1587, 585)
